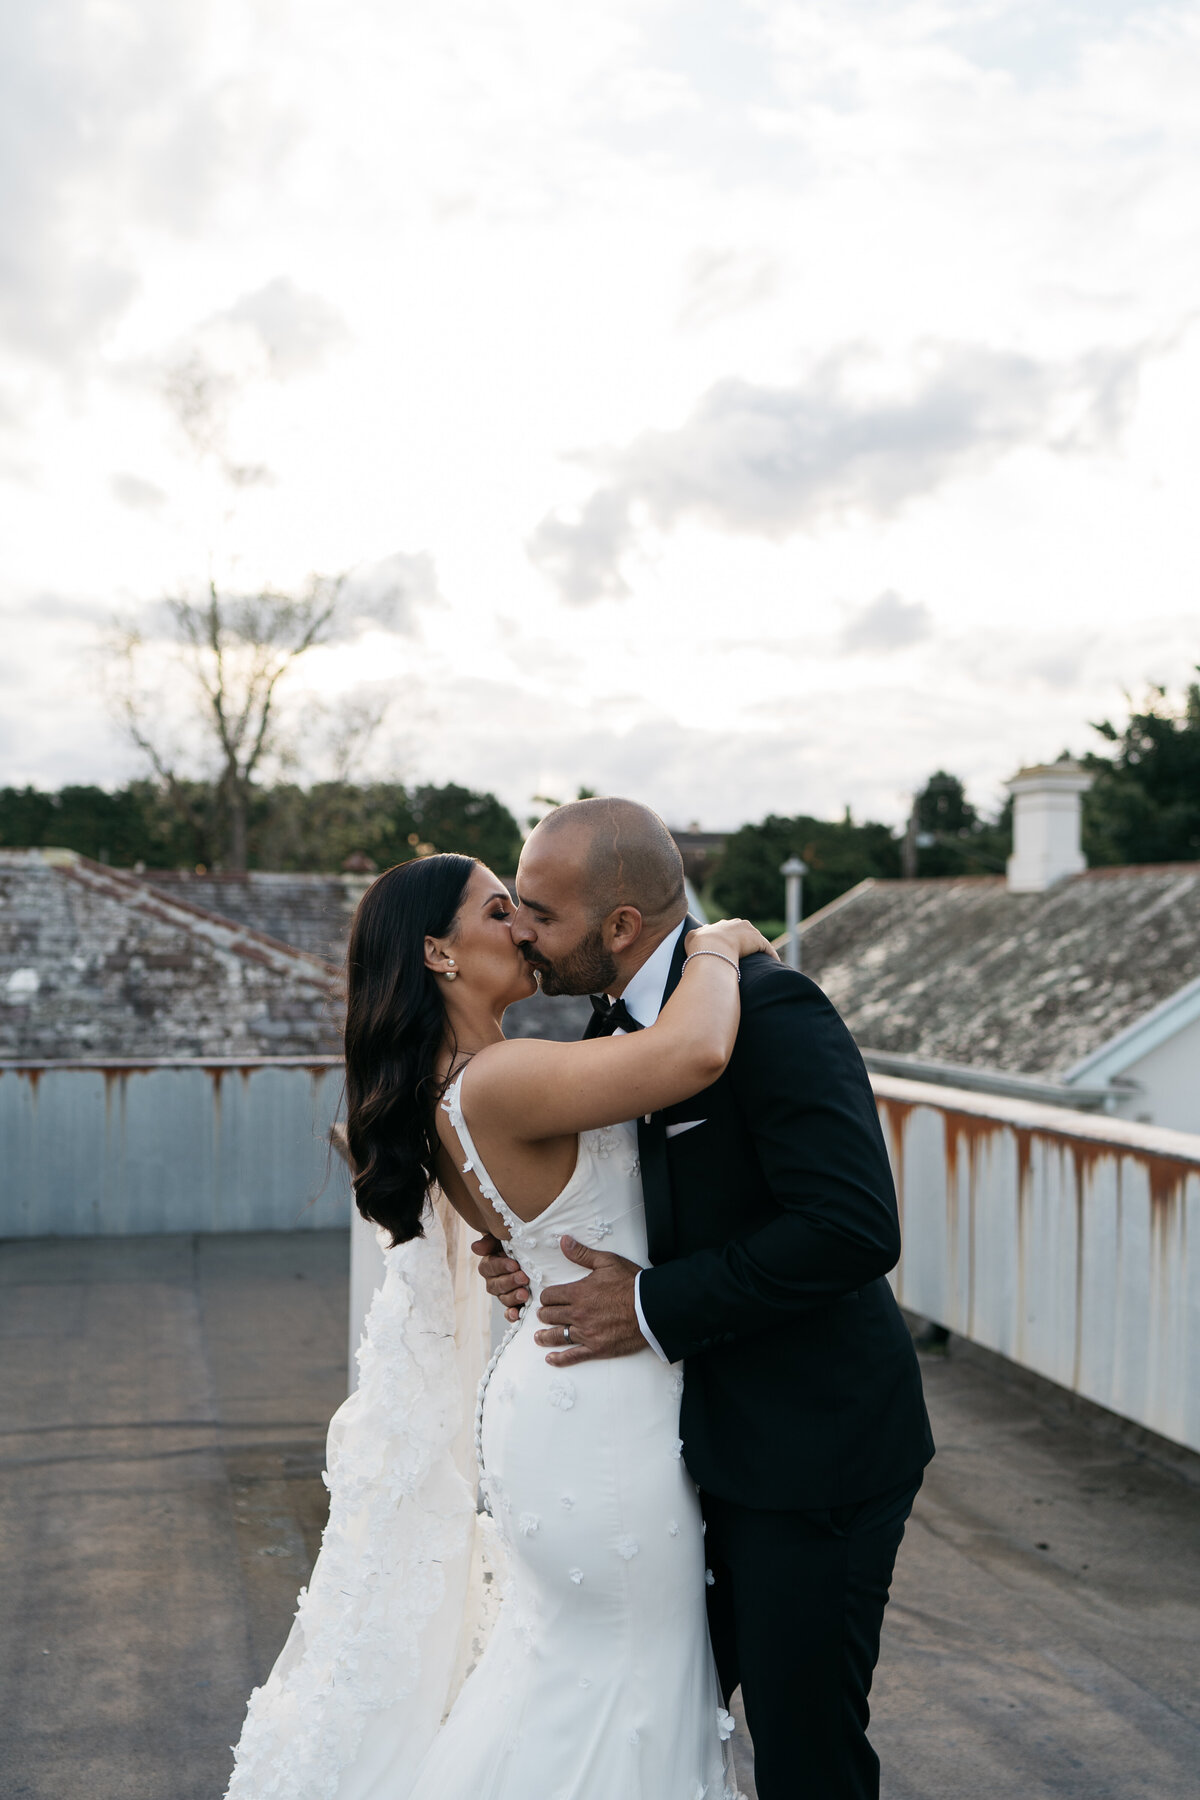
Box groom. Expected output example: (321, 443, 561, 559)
(474, 797, 933, 1800)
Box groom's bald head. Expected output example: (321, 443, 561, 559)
(530, 797, 686, 925)
(512, 798, 687, 996)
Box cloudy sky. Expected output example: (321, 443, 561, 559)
(3, 0, 1199, 832)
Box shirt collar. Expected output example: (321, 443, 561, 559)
(616, 918, 688, 1029)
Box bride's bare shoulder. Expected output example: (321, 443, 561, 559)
(465, 1036, 558, 1076)
(459, 1035, 572, 1108)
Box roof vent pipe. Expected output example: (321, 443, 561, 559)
(1004, 761, 1093, 893)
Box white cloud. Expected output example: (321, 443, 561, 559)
(841, 591, 931, 654)
(0, 3, 286, 368)
(677, 247, 779, 330)
(1, 0, 1199, 836)
(215, 278, 349, 378)
(111, 473, 167, 512)
(328, 551, 443, 640)
(529, 339, 1147, 603)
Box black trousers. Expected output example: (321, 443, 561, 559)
(702, 1474, 922, 1800)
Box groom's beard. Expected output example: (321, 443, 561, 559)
(522, 926, 617, 997)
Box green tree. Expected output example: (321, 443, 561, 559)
(0, 780, 216, 867)
(910, 771, 1011, 877)
(0, 778, 523, 876)
(711, 811, 901, 927)
(408, 784, 523, 872)
(1084, 675, 1200, 865)
(917, 770, 977, 836)
(248, 781, 418, 871)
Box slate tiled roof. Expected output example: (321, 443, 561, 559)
(801, 865, 1200, 1076)
(139, 869, 369, 965)
(0, 851, 591, 1059)
(0, 852, 341, 1060)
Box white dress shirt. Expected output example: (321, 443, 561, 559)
(608, 919, 688, 1363)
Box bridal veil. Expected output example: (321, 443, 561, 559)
(224, 1197, 502, 1800)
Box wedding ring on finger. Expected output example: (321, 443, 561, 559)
(563, 1325, 572, 1345)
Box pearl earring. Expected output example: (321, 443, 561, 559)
(444, 959, 458, 981)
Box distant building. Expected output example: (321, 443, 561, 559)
(799, 764, 1200, 1134)
(669, 828, 727, 890)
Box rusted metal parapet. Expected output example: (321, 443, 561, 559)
(873, 1073, 1200, 1454)
(0, 1057, 351, 1236)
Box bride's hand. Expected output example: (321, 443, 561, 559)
(685, 917, 781, 966)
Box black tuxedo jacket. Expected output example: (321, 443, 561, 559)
(620, 920, 933, 1512)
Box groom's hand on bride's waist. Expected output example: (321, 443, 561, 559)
(535, 1239, 645, 1367)
(471, 1233, 532, 1319)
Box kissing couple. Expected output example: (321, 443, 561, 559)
(225, 797, 934, 1800)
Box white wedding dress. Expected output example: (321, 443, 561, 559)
(224, 1071, 740, 1800)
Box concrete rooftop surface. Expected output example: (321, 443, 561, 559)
(1, 1232, 1197, 1800)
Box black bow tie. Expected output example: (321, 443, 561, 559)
(589, 994, 643, 1036)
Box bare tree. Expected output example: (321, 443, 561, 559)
(115, 575, 345, 870)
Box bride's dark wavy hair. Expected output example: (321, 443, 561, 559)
(344, 852, 477, 1244)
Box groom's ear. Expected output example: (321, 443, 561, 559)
(604, 905, 643, 952)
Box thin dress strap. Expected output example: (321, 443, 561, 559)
(440, 1067, 525, 1241)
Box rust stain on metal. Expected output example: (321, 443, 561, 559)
(1071, 1150, 1087, 1392)
(941, 1110, 1009, 1337)
(1014, 1127, 1033, 1207)
(1014, 1127, 1034, 1364)
(875, 1096, 912, 1241)
(943, 1109, 1007, 1177)
(1145, 1153, 1191, 1219)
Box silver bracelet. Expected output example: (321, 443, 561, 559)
(682, 950, 741, 982)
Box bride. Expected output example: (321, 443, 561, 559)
(224, 851, 770, 1800)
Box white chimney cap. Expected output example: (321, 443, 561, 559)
(1006, 759, 1093, 796)
(1004, 760, 1093, 893)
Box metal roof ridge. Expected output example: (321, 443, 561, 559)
(871, 1071, 1200, 1161)
(1075, 861, 1200, 879)
(861, 1048, 1112, 1111)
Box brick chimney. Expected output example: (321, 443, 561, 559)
(1005, 761, 1093, 893)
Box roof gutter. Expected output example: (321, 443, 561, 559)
(860, 1048, 1117, 1113)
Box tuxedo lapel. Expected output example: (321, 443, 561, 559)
(636, 916, 699, 1265)
(660, 915, 699, 1006)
